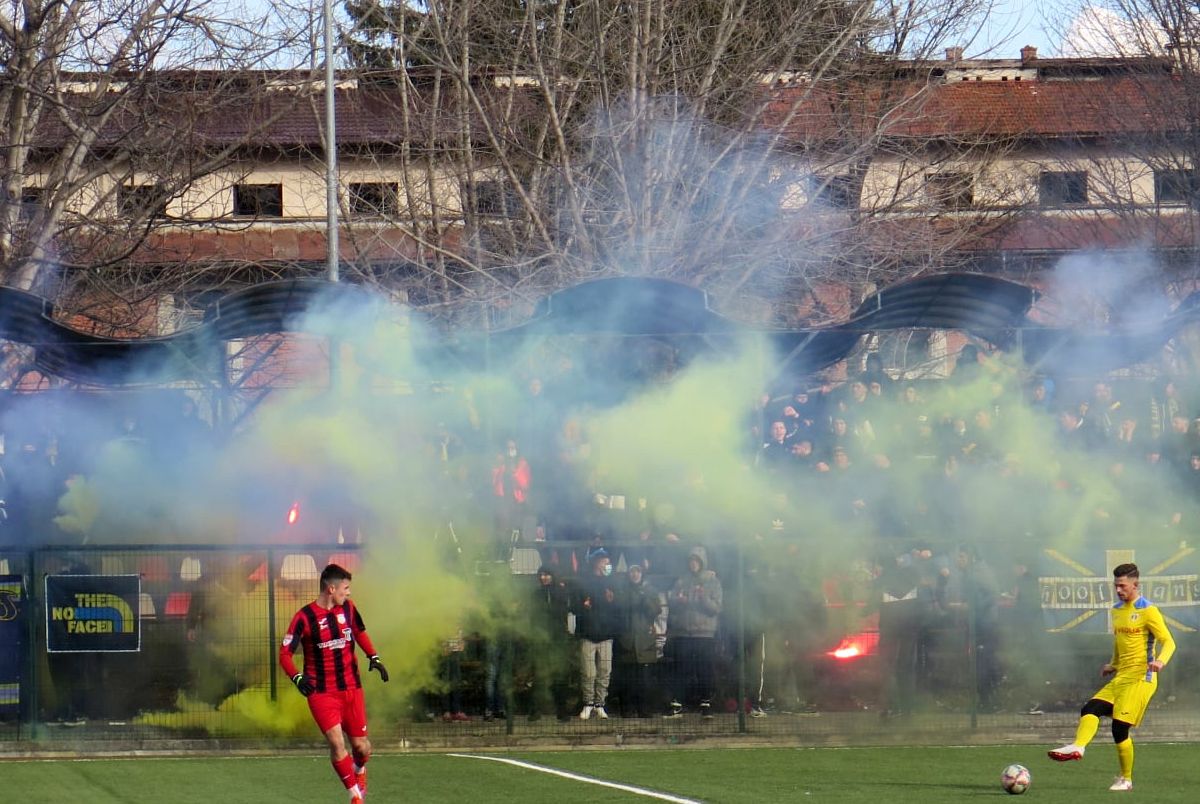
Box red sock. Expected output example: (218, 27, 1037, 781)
(333, 754, 356, 789)
(352, 748, 369, 770)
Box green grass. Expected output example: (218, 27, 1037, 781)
(5, 744, 1198, 802)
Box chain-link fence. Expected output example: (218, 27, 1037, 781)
(1, 542, 1197, 750)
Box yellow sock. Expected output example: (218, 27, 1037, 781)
(1074, 713, 1100, 747)
(1116, 738, 1134, 779)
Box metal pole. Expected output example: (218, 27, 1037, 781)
(967, 563, 978, 730)
(268, 549, 278, 702)
(736, 543, 747, 734)
(22, 550, 37, 737)
(323, 0, 339, 283)
(322, 0, 342, 391)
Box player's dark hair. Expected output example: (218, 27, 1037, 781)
(319, 563, 352, 591)
(1112, 562, 1139, 580)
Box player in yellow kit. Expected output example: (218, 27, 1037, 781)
(1048, 563, 1175, 791)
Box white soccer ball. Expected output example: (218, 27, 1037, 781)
(1001, 763, 1031, 795)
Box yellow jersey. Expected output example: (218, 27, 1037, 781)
(1111, 596, 1175, 682)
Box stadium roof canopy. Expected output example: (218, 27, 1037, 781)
(0, 274, 1195, 385)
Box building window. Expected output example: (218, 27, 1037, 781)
(1154, 168, 1197, 206)
(809, 175, 857, 209)
(348, 182, 400, 216)
(1038, 171, 1087, 207)
(233, 183, 283, 217)
(926, 172, 974, 209)
(118, 184, 168, 218)
(471, 180, 515, 216)
(18, 187, 44, 220)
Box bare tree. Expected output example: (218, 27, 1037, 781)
(1032, 1, 1200, 371)
(0, 1, 317, 324)
(331, 0, 1018, 328)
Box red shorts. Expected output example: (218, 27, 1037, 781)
(307, 687, 368, 737)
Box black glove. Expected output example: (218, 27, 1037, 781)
(368, 655, 389, 683)
(292, 673, 314, 697)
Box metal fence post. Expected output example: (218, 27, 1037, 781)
(267, 549, 278, 702)
(21, 549, 38, 737)
(737, 544, 746, 734)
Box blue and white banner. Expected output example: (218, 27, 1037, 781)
(45, 574, 141, 653)
(0, 575, 23, 711)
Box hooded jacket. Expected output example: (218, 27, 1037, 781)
(618, 570, 662, 663)
(668, 546, 723, 639)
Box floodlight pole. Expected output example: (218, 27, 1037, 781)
(323, 0, 342, 392)
(324, 0, 339, 283)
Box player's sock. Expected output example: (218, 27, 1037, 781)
(1115, 738, 1134, 780)
(333, 754, 357, 789)
(353, 749, 369, 795)
(1074, 713, 1100, 747)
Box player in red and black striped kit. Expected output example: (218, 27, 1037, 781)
(280, 563, 388, 803)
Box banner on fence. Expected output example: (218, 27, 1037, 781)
(0, 575, 21, 711)
(1038, 545, 1199, 634)
(45, 574, 140, 653)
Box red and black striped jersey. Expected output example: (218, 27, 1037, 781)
(279, 599, 378, 693)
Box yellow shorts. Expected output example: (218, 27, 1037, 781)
(1093, 673, 1158, 727)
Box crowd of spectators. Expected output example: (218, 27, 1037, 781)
(410, 344, 1200, 720)
(6, 343, 1199, 720)
(0, 392, 213, 545)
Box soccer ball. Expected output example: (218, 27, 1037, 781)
(1001, 763, 1031, 795)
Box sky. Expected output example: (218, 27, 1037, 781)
(977, 0, 1061, 57)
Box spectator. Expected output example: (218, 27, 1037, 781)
(1058, 407, 1105, 451)
(863, 353, 891, 389)
(939, 544, 1003, 712)
(434, 628, 468, 723)
(824, 416, 856, 461)
(545, 417, 592, 540)
(664, 545, 723, 719)
(1028, 376, 1056, 413)
(1162, 414, 1194, 474)
(746, 392, 772, 454)
(1086, 381, 1122, 443)
(757, 420, 793, 474)
(950, 343, 983, 383)
(788, 438, 817, 470)
(615, 564, 662, 718)
(482, 633, 510, 722)
(824, 446, 869, 520)
(873, 547, 926, 719)
(526, 565, 572, 721)
(1149, 379, 1186, 442)
(572, 548, 621, 719)
(1113, 414, 1141, 458)
(776, 387, 821, 442)
(1000, 558, 1045, 709)
(4, 432, 66, 542)
(491, 437, 532, 556)
(840, 379, 870, 422)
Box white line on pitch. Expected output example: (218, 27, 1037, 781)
(449, 753, 704, 803)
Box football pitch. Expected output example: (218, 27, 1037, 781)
(6, 744, 1198, 802)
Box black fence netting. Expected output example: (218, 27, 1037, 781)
(0, 541, 1198, 750)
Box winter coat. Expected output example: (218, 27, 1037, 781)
(618, 575, 661, 664)
(529, 576, 572, 644)
(667, 546, 723, 639)
(572, 572, 622, 641)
